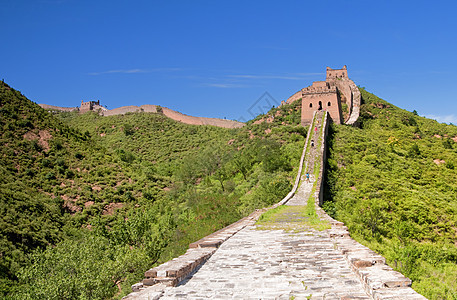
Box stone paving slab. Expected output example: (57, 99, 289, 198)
(158, 226, 371, 299)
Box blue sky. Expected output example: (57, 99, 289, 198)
(1, 0, 457, 123)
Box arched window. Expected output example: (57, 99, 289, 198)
(309, 103, 312, 108)
(327, 101, 331, 106)
(318, 101, 322, 110)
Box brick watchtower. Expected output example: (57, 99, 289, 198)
(301, 81, 342, 125)
(285, 65, 360, 126)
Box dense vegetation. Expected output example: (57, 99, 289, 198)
(5, 77, 455, 299)
(0, 81, 306, 299)
(324, 88, 457, 299)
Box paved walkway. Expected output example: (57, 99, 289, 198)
(160, 228, 369, 299)
(157, 111, 370, 299)
(127, 110, 425, 300)
(158, 181, 370, 299)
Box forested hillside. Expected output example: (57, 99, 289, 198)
(325, 88, 457, 299)
(0, 81, 306, 299)
(6, 77, 455, 299)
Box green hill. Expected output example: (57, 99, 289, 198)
(0, 81, 305, 299)
(325, 88, 457, 299)
(5, 78, 456, 299)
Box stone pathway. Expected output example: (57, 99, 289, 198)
(285, 180, 313, 206)
(159, 230, 370, 299)
(126, 110, 426, 300)
(158, 184, 370, 299)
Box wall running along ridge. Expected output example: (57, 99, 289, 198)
(307, 112, 424, 299)
(38, 103, 245, 129)
(124, 111, 425, 300)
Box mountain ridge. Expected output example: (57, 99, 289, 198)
(39, 103, 245, 129)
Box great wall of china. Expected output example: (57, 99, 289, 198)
(39, 66, 359, 131)
(39, 102, 245, 129)
(124, 110, 426, 299)
(42, 67, 426, 299)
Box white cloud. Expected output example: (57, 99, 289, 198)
(88, 69, 149, 75)
(204, 83, 247, 88)
(228, 73, 323, 80)
(423, 114, 457, 124)
(88, 68, 181, 76)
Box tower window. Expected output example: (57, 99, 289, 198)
(309, 103, 312, 108)
(328, 102, 331, 106)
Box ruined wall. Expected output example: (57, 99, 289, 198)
(80, 100, 93, 113)
(326, 65, 348, 79)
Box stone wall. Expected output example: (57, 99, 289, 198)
(284, 89, 302, 105)
(161, 107, 245, 129)
(103, 105, 245, 128)
(39, 101, 244, 129)
(38, 104, 79, 112)
(102, 105, 158, 116)
(346, 79, 362, 126)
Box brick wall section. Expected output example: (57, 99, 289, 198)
(102, 105, 245, 128)
(161, 107, 245, 129)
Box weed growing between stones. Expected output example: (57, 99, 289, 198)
(255, 205, 329, 232)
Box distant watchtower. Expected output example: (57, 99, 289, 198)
(326, 65, 348, 80)
(80, 100, 100, 113)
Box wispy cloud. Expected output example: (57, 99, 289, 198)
(423, 114, 457, 124)
(203, 83, 247, 88)
(89, 69, 149, 76)
(228, 73, 322, 80)
(88, 68, 182, 76)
